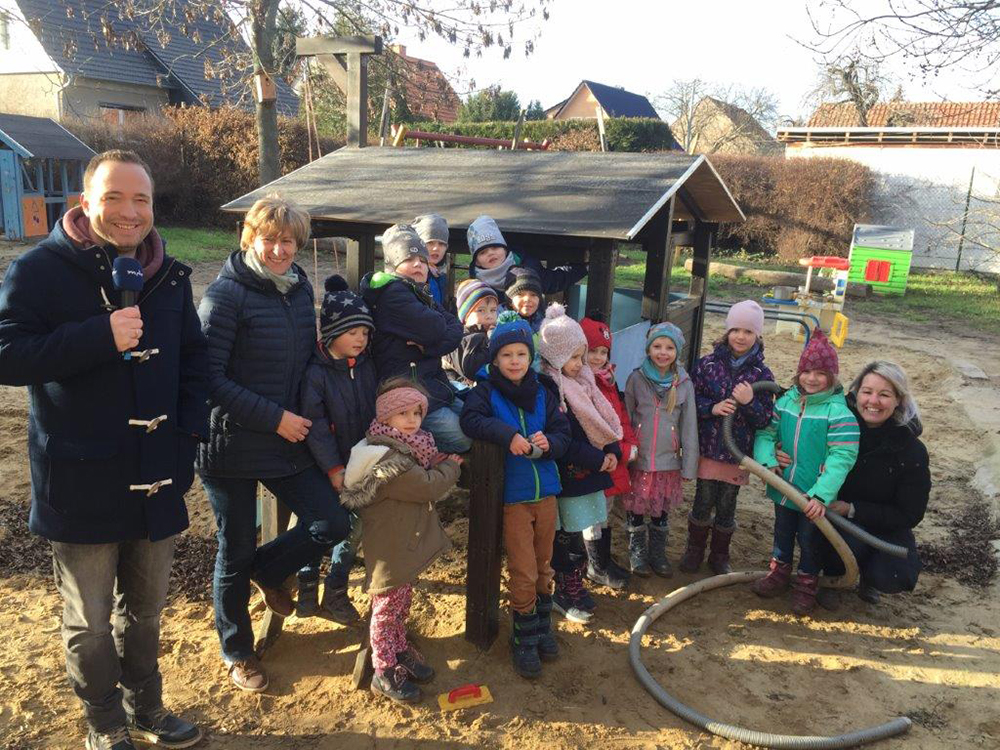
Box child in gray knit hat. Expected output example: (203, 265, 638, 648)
(413, 213, 450, 307)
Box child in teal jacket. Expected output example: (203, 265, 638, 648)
(751, 330, 858, 614)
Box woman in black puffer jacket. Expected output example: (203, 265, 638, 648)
(816, 361, 930, 606)
(197, 197, 349, 692)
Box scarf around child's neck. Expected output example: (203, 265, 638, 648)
(541, 361, 622, 449)
(641, 357, 682, 399)
(489, 366, 539, 412)
(366, 419, 440, 469)
(730, 340, 760, 370)
(593, 361, 616, 389)
(475, 251, 516, 291)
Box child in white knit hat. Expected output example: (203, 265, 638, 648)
(537, 304, 623, 623)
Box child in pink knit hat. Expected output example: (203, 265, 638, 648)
(751, 329, 859, 615)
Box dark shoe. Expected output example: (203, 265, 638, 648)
(86, 728, 136, 750)
(752, 558, 792, 598)
(228, 657, 268, 692)
(603, 528, 632, 583)
(552, 573, 592, 623)
(396, 643, 435, 684)
(791, 573, 820, 615)
(250, 578, 293, 618)
(510, 610, 543, 678)
(535, 594, 559, 663)
(858, 581, 882, 604)
(371, 665, 421, 703)
(707, 524, 735, 575)
(626, 524, 652, 577)
(816, 587, 841, 611)
(678, 516, 711, 573)
(647, 522, 673, 578)
(320, 585, 361, 625)
(296, 578, 319, 617)
(127, 708, 202, 749)
(585, 536, 627, 590)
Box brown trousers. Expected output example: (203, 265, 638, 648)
(502, 495, 557, 614)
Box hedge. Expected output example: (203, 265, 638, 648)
(710, 154, 877, 261)
(405, 117, 676, 152)
(66, 106, 341, 227)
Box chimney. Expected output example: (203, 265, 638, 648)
(392, 44, 406, 57)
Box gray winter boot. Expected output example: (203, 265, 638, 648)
(648, 521, 673, 578)
(627, 524, 652, 577)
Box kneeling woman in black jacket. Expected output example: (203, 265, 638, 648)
(819, 360, 930, 605)
(198, 197, 350, 691)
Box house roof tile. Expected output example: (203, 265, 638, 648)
(808, 101, 1000, 128)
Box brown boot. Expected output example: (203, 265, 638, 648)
(251, 578, 294, 618)
(791, 573, 820, 615)
(751, 558, 792, 598)
(678, 516, 711, 573)
(707, 525, 735, 575)
(229, 656, 269, 692)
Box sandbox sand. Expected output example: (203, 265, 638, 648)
(1, 245, 998, 749)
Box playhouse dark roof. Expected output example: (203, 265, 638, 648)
(222, 148, 743, 239)
(13, 0, 298, 115)
(574, 80, 660, 119)
(0, 113, 95, 160)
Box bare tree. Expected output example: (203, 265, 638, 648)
(806, 53, 893, 126)
(807, 1, 1000, 96)
(654, 79, 780, 154)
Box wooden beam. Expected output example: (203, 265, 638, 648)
(465, 439, 506, 650)
(254, 494, 292, 655)
(585, 239, 615, 322)
(314, 55, 347, 93)
(688, 222, 716, 370)
(346, 52, 369, 148)
(641, 196, 675, 322)
(346, 233, 376, 290)
(296, 35, 382, 56)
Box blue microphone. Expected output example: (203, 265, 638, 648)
(112, 256, 144, 308)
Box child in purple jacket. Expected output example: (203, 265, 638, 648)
(684, 301, 774, 574)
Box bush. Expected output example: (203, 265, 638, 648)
(406, 117, 676, 152)
(710, 155, 876, 261)
(67, 106, 341, 227)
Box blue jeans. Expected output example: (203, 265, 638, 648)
(299, 512, 360, 589)
(201, 466, 350, 663)
(772, 503, 820, 575)
(422, 396, 472, 453)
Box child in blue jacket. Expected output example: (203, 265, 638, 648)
(460, 311, 571, 680)
(413, 213, 450, 308)
(467, 215, 587, 308)
(298, 275, 377, 623)
(361, 224, 470, 453)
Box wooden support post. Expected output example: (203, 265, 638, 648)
(345, 233, 376, 290)
(641, 198, 676, 322)
(689, 222, 715, 371)
(347, 52, 368, 148)
(465, 439, 506, 650)
(254, 493, 292, 655)
(585, 239, 615, 323)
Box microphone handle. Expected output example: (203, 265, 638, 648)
(120, 290, 138, 309)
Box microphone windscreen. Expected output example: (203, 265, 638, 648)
(112, 257, 144, 292)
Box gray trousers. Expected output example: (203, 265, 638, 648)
(51, 536, 175, 732)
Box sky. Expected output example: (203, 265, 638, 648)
(393, 0, 988, 124)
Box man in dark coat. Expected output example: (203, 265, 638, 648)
(0, 151, 208, 750)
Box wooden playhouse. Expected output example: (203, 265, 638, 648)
(0, 114, 95, 241)
(222, 146, 745, 651)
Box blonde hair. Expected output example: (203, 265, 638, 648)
(240, 194, 311, 252)
(849, 361, 920, 425)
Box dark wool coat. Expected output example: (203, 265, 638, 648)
(197, 251, 316, 478)
(692, 341, 775, 463)
(361, 272, 463, 413)
(300, 344, 378, 474)
(557, 407, 621, 498)
(0, 222, 209, 543)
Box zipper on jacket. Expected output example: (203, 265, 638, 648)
(649, 395, 660, 472)
(282, 293, 298, 412)
(787, 395, 807, 505)
(518, 407, 541, 501)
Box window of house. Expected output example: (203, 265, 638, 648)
(99, 104, 146, 128)
(1, 15, 10, 50)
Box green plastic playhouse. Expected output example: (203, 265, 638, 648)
(848, 224, 915, 295)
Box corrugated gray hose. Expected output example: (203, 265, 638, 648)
(629, 381, 912, 748)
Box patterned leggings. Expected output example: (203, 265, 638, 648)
(691, 478, 741, 529)
(369, 583, 413, 672)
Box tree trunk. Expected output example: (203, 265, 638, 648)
(253, 0, 281, 186)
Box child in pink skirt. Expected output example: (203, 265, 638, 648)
(622, 323, 699, 577)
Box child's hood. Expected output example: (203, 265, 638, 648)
(360, 271, 430, 306)
(343, 439, 391, 489)
(340, 438, 423, 511)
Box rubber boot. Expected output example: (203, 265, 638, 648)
(707, 525, 735, 575)
(647, 522, 672, 578)
(678, 516, 711, 573)
(791, 573, 820, 615)
(535, 594, 559, 662)
(320, 585, 360, 625)
(510, 610, 542, 679)
(603, 527, 632, 582)
(752, 558, 792, 598)
(585, 537, 626, 590)
(296, 578, 319, 617)
(858, 577, 881, 605)
(626, 524, 652, 577)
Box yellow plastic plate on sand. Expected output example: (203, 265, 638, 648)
(438, 683, 494, 711)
